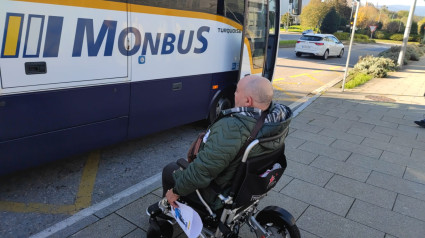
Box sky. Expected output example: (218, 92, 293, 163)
(361, 0, 425, 7)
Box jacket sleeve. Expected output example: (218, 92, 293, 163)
(172, 117, 247, 196)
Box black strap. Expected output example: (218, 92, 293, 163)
(234, 110, 268, 160)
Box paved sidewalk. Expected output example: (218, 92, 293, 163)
(34, 58, 425, 238)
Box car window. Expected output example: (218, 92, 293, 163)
(300, 35, 322, 41)
(331, 36, 340, 43)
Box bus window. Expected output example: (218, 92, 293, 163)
(246, 0, 268, 72)
(219, 0, 245, 25)
(132, 0, 217, 15)
(268, 0, 276, 34)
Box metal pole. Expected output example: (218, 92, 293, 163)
(342, 0, 360, 92)
(397, 0, 417, 67)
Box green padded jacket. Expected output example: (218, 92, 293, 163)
(172, 102, 292, 210)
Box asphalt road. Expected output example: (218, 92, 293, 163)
(0, 42, 391, 238)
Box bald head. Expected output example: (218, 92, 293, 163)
(234, 75, 273, 110)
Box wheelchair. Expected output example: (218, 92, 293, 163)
(146, 128, 300, 238)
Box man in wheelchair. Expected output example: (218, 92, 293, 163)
(147, 75, 298, 237)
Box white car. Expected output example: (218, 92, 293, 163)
(295, 33, 344, 60)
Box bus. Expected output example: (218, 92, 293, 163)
(0, 0, 281, 176)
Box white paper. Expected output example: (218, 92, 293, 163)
(171, 201, 203, 238)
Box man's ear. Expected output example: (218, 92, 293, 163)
(246, 96, 253, 107)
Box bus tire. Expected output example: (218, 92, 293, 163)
(208, 91, 233, 124)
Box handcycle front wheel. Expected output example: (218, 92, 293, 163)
(259, 221, 300, 238)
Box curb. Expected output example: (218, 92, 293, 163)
(32, 75, 344, 238)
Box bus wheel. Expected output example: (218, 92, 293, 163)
(208, 93, 232, 124)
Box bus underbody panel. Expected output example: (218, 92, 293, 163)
(0, 117, 128, 175)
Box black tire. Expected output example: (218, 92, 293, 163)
(208, 92, 233, 124)
(322, 50, 329, 60)
(338, 49, 344, 58)
(295, 52, 302, 57)
(257, 216, 301, 238)
(147, 218, 173, 238)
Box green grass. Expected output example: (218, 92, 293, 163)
(374, 39, 420, 45)
(345, 73, 373, 89)
(279, 40, 297, 48)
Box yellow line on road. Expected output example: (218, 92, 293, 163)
(330, 66, 341, 70)
(306, 74, 325, 85)
(0, 151, 100, 214)
(312, 70, 323, 73)
(273, 77, 286, 82)
(75, 151, 100, 210)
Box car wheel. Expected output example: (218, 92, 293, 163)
(322, 50, 329, 60)
(296, 52, 302, 57)
(338, 49, 344, 58)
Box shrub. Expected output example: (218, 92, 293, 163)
(378, 45, 425, 65)
(345, 73, 373, 89)
(354, 34, 369, 40)
(390, 34, 404, 41)
(333, 32, 350, 40)
(375, 31, 390, 39)
(350, 55, 396, 78)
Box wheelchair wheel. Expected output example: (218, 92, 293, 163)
(256, 216, 300, 238)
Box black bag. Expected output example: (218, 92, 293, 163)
(233, 145, 287, 208)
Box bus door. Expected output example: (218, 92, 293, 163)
(263, 0, 280, 80)
(240, 0, 279, 80)
(239, 0, 267, 78)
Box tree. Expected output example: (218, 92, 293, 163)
(385, 20, 405, 34)
(320, 7, 339, 33)
(281, 12, 294, 27)
(357, 5, 380, 29)
(300, 0, 330, 29)
(418, 17, 425, 38)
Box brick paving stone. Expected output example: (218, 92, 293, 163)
(282, 179, 354, 216)
(352, 103, 377, 113)
(347, 127, 391, 143)
(404, 167, 425, 185)
(285, 160, 333, 187)
(359, 117, 399, 129)
(418, 132, 425, 142)
(70, 213, 136, 238)
(347, 153, 405, 177)
(331, 140, 383, 158)
(411, 148, 425, 160)
(286, 148, 318, 165)
(272, 174, 293, 192)
(362, 138, 412, 156)
(325, 175, 396, 209)
(299, 229, 321, 238)
(299, 111, 338, 123)
(291, 130, 336, 146)
(297, 206, 384, 238)
(382, 115, 418, 127)
(311, 156, 371, 182)
(380, 151, 425, 171)
(373, 125, 417, 139)
(299, 141, 351, 161)
(346, 110, 384, 121)
(393, 194, 425, 222)
(367, 171, 425, 201)
(258, 191, 308, 220)
(397, 124, 423, 135)
(319, 128, 365, 144)
(123, 228, 146, 238)
(285, 136, 306, 149)
(290, 120, 324, 134)
(308, 118, 352, 132)
(390, 136, 425, 150)
(347, 200, 425, 238)
(116, 193, 161, 230)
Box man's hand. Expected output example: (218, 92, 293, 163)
(166, 189, 180, 208)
